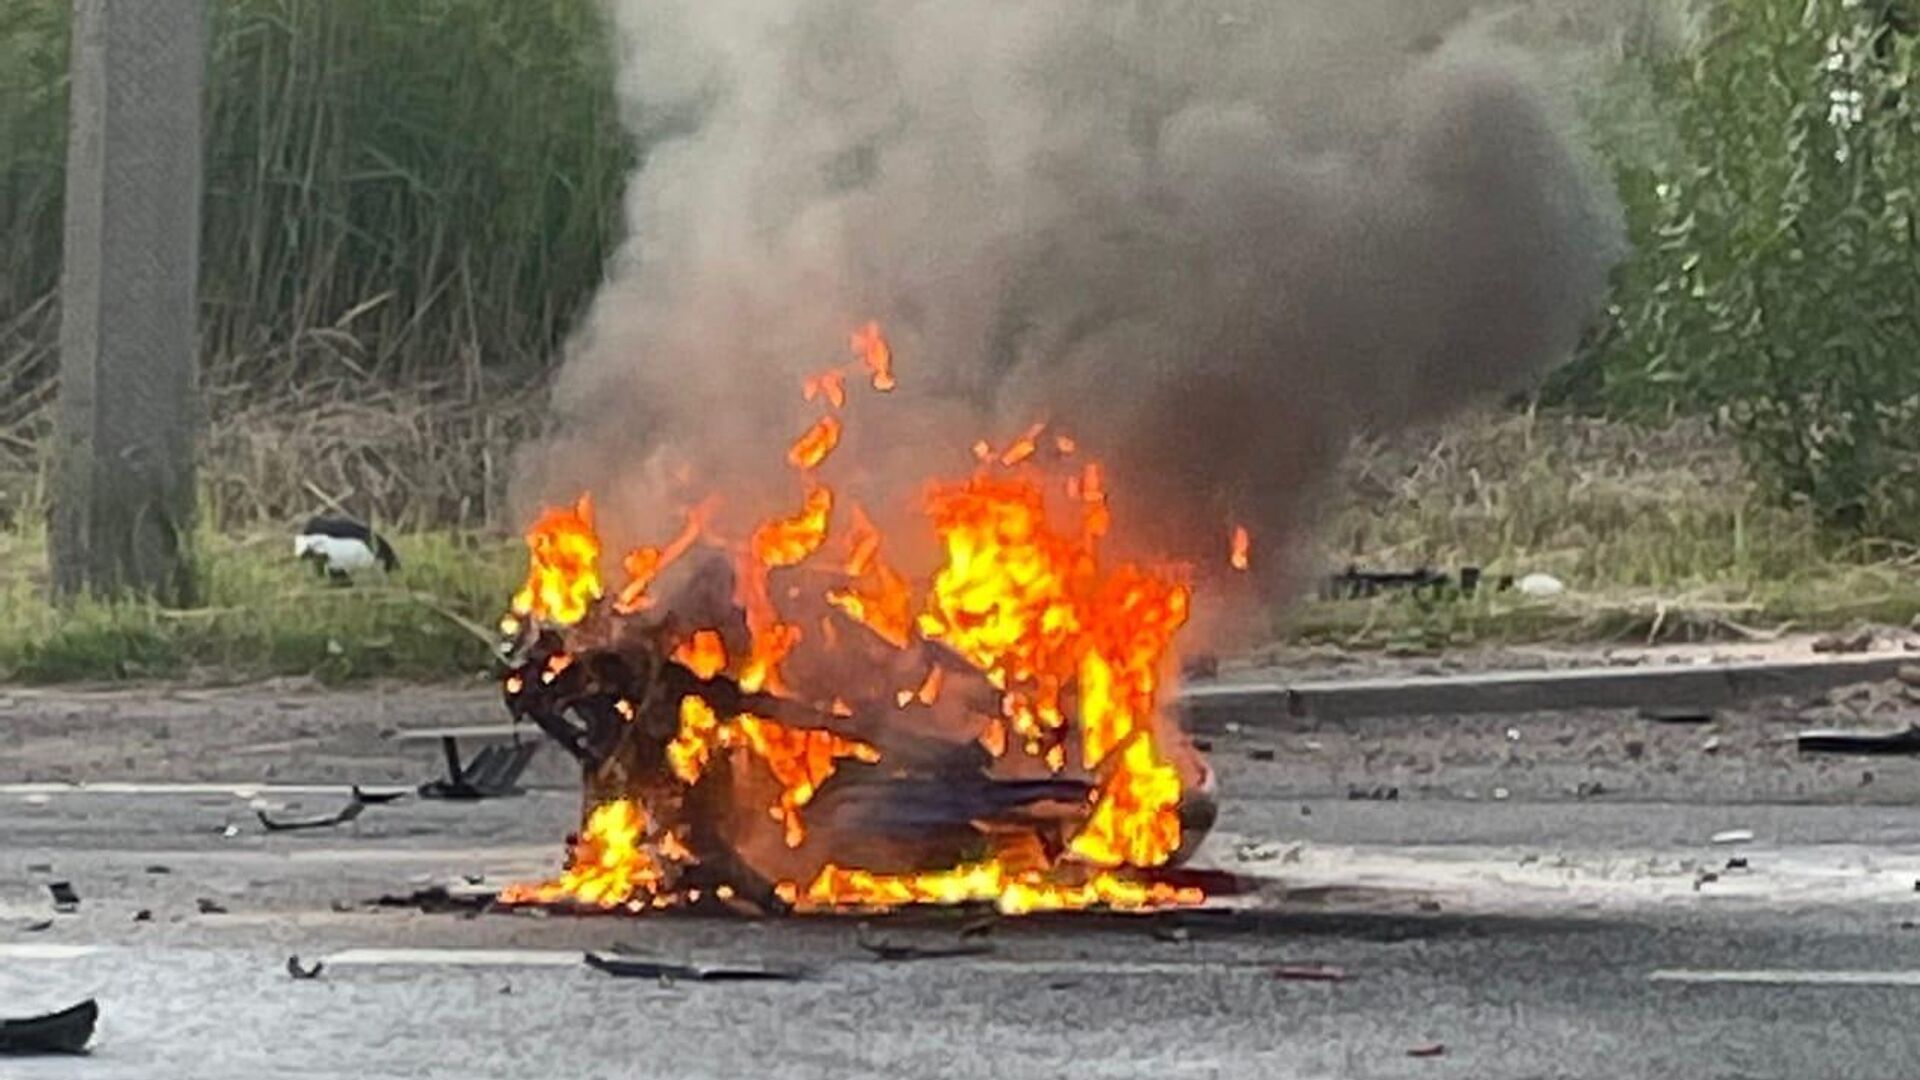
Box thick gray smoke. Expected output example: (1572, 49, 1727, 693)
(517, 0, 1624, 625)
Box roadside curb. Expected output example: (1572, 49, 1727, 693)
(1178, 653, 1911, 728)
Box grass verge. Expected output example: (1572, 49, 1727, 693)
(3, 413, 1916, 682)
(0, 529, 518, 684)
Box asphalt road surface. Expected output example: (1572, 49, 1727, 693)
(6, 687, 1920, 1078)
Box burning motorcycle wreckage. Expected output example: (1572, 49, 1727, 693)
(494, 324, 1227, 918)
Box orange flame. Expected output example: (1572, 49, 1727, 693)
(505, 318, 1201, 916)
(803, 369, 848, 409)
(786, 416, 844, 471)
(1230, 525, 1251, 571)
(511, 495, 603, 626)
(673, 629, 729, 680)
(851, 321, 895, 392)
(498, 800, 660, 909)
(616, 504, 710, 614)
(751, 485, 833, 568)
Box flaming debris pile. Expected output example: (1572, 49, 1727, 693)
(500, 326, 1218, 915)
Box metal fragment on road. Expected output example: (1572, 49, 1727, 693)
(1273, 964, 1347, 982)
(0, 998, 98, 1056)
(585, 951, 806, 982)
(855, 927, 997, 962)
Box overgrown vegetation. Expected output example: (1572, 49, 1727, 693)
(0, 525, 517, 683)
(1572, 0, 1920, 531)
(7, 1, 1920, 680)
(0, 0, 629, 528)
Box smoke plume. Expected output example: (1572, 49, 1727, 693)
(516, 0, 1624, 623)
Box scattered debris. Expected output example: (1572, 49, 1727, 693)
(286, 956, 324, 980)
(220, 824, 241, 839)
(1192, 738, 1214, 753)
(1320, 566, 1504, 601)
(1574, 781, 1608, 799)
(1347, 784, 1399, 802)
(1492, 787, 1510, 801)
(1235, 841, 1286, 863)
(856, 926, 997, 962)
(1639, 706, 1715, 725)
(1150, 925, 1191, 945)
(584, 951, 806, 982)
(1622, 740, 1646, 761)
(196, 898, 229, 915)
(1406, 1043, 1447, 1059)
(1273, 964, 1347, 983)
(26, 863, 52, 874)
(257, 796, 367, 832)
(371, 883, 496, 914)
(144, 864, 171, 875)
(1701, 735, 1723, 754)
(1504, 728, 1521, 743)
(1798, 725, 1920, 756)
(1247, 748, 1277, 762)
(957, 916, 998, 939)
(1710, 830, 1755, 846)
(46, 882, 79, 913)
(20, 919, 52, 933)
(0, 999, 97, 1056)
(350, 785, 408, 805)
(1694, 871, 1720, 889)
(1725, 857, 1750, 871)
(1814, 628, 1877, 655)
(132, 909, 152, 923)
(1416, 900, 1444, 913)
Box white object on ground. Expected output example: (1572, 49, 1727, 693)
(1711, 829, 1755, 846)
(1517, 573, 1566, 598)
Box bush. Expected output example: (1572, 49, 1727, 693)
(1582, 1, 1920, 531)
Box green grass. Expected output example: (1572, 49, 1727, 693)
(3, 413, 1916, 683)
(0, 528, 519, 683)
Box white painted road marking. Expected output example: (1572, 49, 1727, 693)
(323, 948, 584, 969)
(0, 944, 103, 960)
(0, 782, 404, 798)
(1650, 969, 1920, 987)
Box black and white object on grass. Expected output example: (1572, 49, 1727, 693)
(294, 516, 398, 583)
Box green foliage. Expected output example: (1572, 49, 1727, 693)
(0, 527, 520, 683)
(1584, 1, 1920, 531)
(0, 0, 632, 389)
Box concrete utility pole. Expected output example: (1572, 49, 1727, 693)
(52, 1, 205, 604)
